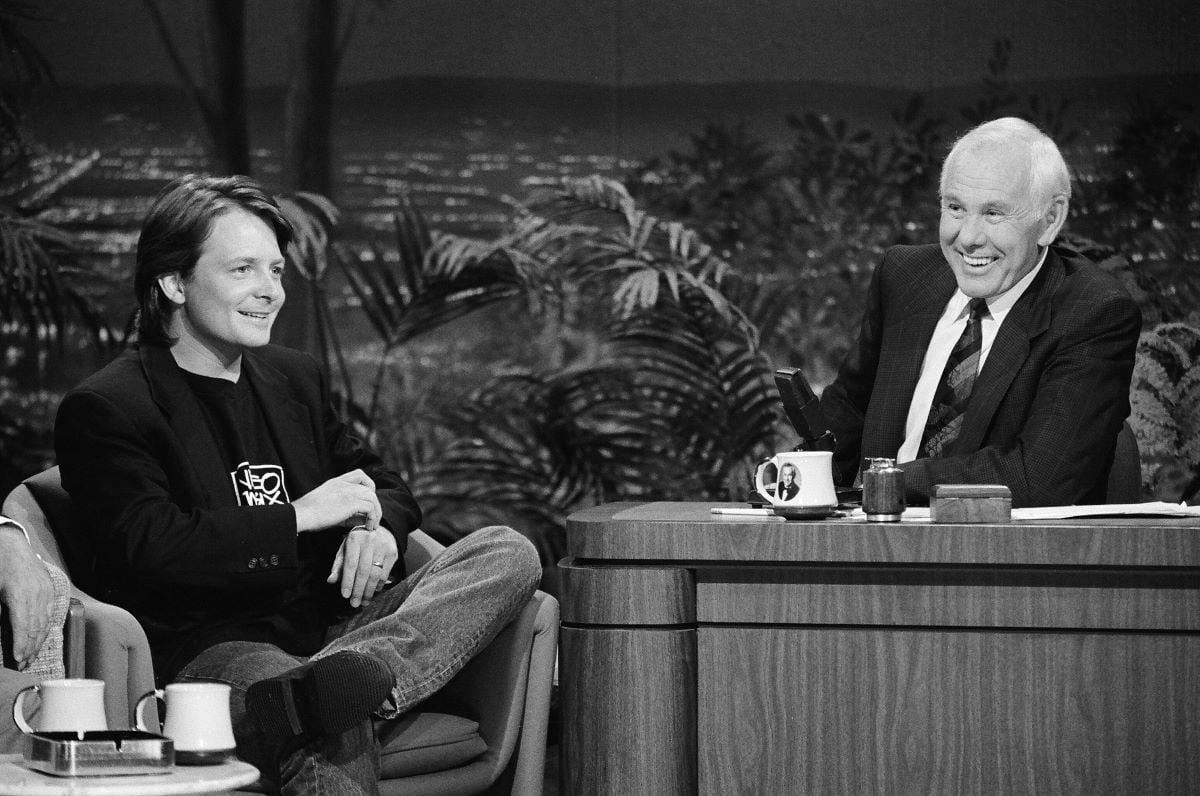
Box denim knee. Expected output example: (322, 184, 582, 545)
(177, 641, 303, 691)
(474, 525, 541, 585)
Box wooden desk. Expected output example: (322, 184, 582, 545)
(559, 502, 1200, 794)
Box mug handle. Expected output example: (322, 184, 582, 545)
(752, 455, 781, 506)
(11, 684, 39, 734)
(135, 689, 165, 733)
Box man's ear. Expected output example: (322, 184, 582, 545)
(1037, 195, 1069, 246)
(158, 273, 186, 305)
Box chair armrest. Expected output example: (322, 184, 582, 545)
(2, 483, 68, 572)
(5, 468, 157, 730)
(509, 593, 559, 796)
(431, 590, 559, 795)
(70, 590, 156, 731)
(402, 529, 442, 573)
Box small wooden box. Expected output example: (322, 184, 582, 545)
(930, 484, 1012, 523)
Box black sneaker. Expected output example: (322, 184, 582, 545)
(245, 650, 393, 739)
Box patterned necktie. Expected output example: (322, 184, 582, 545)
(919, 297, 989, 458)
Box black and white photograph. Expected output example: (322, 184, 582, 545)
(2, 1, 1197, 793)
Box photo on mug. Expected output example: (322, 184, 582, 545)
(752, 450, 838, 517)
(776, 463, 801, 503)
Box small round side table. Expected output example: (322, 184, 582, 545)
(0, 754, 259, 795)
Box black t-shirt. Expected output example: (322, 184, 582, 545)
(182, 371, 287, 505)
(177, 370, 328, 665)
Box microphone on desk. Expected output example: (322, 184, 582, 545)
(748, 367, 841, 508)
(774, 367, 837, 452)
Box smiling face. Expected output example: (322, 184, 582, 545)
(159, 207, 286, 375)
(938, 142, 1067, 299)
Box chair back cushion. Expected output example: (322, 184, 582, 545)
(23, 467, 98, 593)
(1105, 422, 1143, 503)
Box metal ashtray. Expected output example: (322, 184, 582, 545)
(23, 730, 175, 776)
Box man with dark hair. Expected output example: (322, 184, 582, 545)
(820, 117, 1141, 507)
(55, 174, 541, 793)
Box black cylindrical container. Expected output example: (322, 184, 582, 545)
(863, 457, 905, 521)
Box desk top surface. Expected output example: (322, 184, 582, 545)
(566, 501, 1200, 568)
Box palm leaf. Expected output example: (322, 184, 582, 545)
(337, 198, 538, 353)
(277, 191, 339, 282)
(0, 209, 112, 353)
(347, 177, 782, 565)
(415, 277, 781, 543)
(527, 174, 635, 226)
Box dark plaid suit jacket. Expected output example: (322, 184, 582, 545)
(820, 244, 1141, 507)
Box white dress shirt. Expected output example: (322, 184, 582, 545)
(896, 247, 1049, 463)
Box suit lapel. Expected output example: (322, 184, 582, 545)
(242, 350, 322, 496)
(952, 248, 1063, 453)
(867, 251, 956, 455)
(140, 345, 235, 506)
(890, 258, 957, 392)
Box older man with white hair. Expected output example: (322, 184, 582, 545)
(821, 117, 1141, 507)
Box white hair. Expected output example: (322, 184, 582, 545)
(940, 117, 1072, 212)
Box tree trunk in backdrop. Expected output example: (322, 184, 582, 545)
(282, 0, 338, 196)
(203, 0, 251, 175)
(141, 0, 250, 176)
(273, 0, 338, 355)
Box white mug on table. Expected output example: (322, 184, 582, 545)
(753, 450, 838, 511)
(11, 678, 107, 735)
(136, 681, 237, 765)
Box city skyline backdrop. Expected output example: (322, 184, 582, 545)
(25, 0, 1200, 91)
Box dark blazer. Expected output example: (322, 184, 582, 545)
(820, 244, 1141, 507)
(55, 343, 421, 675)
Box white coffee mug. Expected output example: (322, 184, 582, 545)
(12, 678, 108, 735)
(136, 682, 236, 765)
(753, 450, 838, 513)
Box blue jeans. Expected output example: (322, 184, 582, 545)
(177, 526, 541, 795)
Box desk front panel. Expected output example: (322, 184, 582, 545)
(560, 626, 697, 795)
(562, 504, 1200, 795)
(697, 566, 1200, 630)
(698, 626, 1200, 794)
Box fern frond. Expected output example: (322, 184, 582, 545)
(278, 192, 340, 282)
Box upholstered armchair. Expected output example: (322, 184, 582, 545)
(3, 467, 558, 795)
(1105, 421, 1143, 503)
(2, 474, 151, 732)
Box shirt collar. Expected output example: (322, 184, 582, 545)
(946, 246, 1049, 320)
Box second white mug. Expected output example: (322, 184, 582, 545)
(136, 682, 236, 765)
